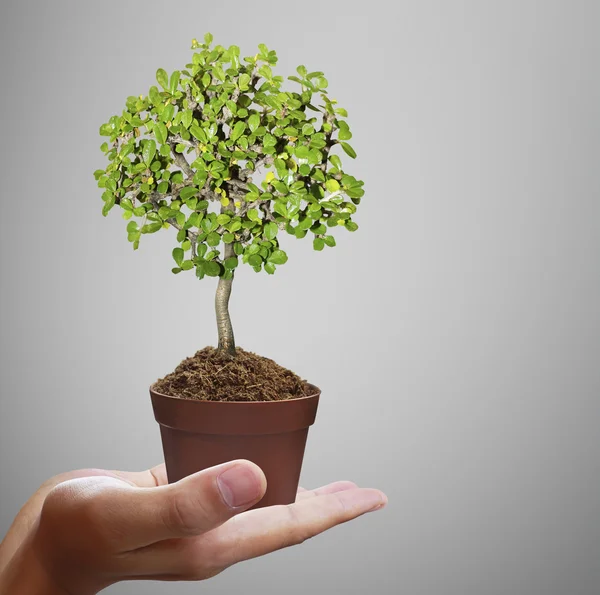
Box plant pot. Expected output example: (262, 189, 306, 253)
(150, 384, 320, 508)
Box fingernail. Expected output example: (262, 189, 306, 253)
(217, 464, 263, 508)
(369, 494, 388, 512)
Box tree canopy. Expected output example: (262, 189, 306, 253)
(95, 33, 365, 280)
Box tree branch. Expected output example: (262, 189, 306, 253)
(167, 141, 195, 179)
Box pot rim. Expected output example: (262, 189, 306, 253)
(149, 382, 321, 405)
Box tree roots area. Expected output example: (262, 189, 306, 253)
(153, 347, 311, 402)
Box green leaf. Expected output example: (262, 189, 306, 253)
(263, 133, 277, 147)
(341, 142, 357, 159)
(324, 235, 336, 247)
(302, 123, 315, 136)
(325, 179, 340, 193)
(312, 169, 325, 182)
(264, 221, 278, 240)
(194, 170, 208, 186)
(213, 64, 226, 81)
(172, 247, 184, 266)
(307, 148, 322, 165)
(231, 121, 246, 142)
(181, 260, 194, 270)
(272, 181, 288, 195)
(161, 104, 174, 123)
(247, 208, 260, 222)
(313, 237, 325, 251)
(238, 73, 251, 90)
(204, 32, 213, 45)
(149, 86, 161, 105)
(224, 257, 238, 270)
(268, 249, 288, 265)
(181, 109, 193, 129)
(154, 122, 168, 145)
(338, 127, 352, 141)
(207, 232, 221, 246)
(201, 217, 214, 234)
(346, 187, 365, 199)
(273, 201, 288, 217)
(169, 70, 180, 95)
(329, 154, 343, 170)
(190, 125, 207, 143)
(295, 145, 310, 160)
(264, 262, 276, 274)
(345, 221, 359, 232)
(143, 222, 162, 234)
(204, 261, 221, 277)
(248, 254, 262, 267)
(248, 113, 260, 132)
(179, 187, 198, 200)
(142, 140, 156, 165)
(156, 68, 169, 90)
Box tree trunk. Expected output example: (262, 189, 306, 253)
(215, 243, 236, 357)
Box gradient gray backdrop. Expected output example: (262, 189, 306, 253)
(1, 1, 599, 594)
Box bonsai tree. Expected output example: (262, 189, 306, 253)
(95, 33, 365, 359)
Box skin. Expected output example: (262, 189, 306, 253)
(0, 460, 387, 594)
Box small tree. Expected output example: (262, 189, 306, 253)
(95, 33, 365, 359)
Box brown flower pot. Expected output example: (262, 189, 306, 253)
(150, 384, 320, 508)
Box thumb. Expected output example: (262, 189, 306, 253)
(56, 460, 267, 551)
(130, 460, 267, 547)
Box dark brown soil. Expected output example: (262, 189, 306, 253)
(152, 347, 312, 402)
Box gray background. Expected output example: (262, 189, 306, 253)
(1, 1, 599, 593)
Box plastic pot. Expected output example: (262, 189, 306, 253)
(150, 384, 320, 508)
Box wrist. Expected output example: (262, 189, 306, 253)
(0, 538, 73, 595)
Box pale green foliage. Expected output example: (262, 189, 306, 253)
(95, 34, 365, 279)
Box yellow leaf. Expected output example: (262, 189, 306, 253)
(337, 219, 346, 225)
(220, 196, 230, 207)
(234, 201, 241, 208)
(147, 176, 154, 184)
(265, 171, 275, 182)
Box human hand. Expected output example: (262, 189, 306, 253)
(0, 461, 387, 594)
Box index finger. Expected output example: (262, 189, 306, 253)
(210, 487, 387, 567)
